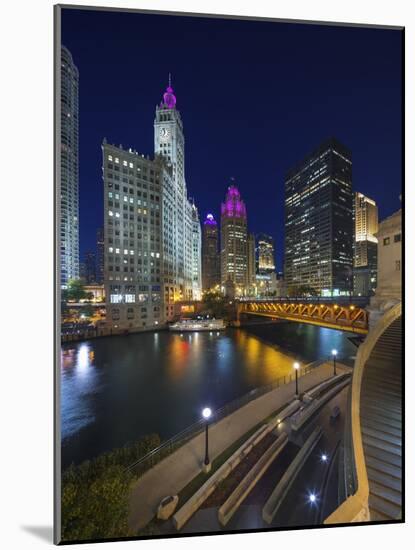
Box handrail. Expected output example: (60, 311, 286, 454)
(324, 302, 402, 524)
(125, 359, 332, 476)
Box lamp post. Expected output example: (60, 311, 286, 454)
(293, 362, 300, 396)
(202, 407, 212, 473)
(331, 349, 337, 376)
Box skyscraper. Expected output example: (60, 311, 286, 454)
(220, 185, 248, 294)
(102, 78, 201, 331)
(257, 233, 275, 274)
(247, 233, 256, 292)
(60, 45, 79, 287)
(191, 203, 202, 300)
(284, 138, 354, 296)
(354, 192, 378, 295)
(202, 213, 220, 291)
(96, 227, 105, 284)
(154, 77, 201, 305)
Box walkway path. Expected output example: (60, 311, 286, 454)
(129, 362, 350, 531)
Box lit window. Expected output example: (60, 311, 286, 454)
(130, 250, 134, 255)
(115, 157, 119, 164)
(124, 249, 128, 255)
(124, 196, 128, 202)
(108, 210, 113, 217)
(383, 237, 390, 245)
(125, 294, 135, 303)
(108, 192, 113, 198)
(115, 212, 120, 218)
(129, 162, 133, 168)
(115, 248, 120, 254)
(108, 155, 113, 161)
(123, 160, 128, 166)
(110, 294, 122, 304)
(108, 247, 113, 253)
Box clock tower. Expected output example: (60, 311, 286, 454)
(154, 76, 185, 189)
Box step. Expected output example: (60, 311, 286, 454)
(361, 426, 402, 447)
(360, 398, 402, 417)
(364, 455, 402, 479)
(369, 480, 402, 507)
(361, 418, 402, 437)
(363, 387, 402, 403)
(370, 508, 394, 522)
(369, 494, 401, 520)
(363, 445, 402, 468)
(366, 467, 402, 492)
(362, 435, 401, 457)
(361, 376, 402, 391)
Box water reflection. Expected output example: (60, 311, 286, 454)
(60, 323, 356, 467)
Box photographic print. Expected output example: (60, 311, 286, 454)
(55, 5, 404, 544)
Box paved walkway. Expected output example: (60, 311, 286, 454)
(129, 362, 350, 531)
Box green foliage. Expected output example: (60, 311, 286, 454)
(62, 279, 88, 303)
(61, 434, 161, 542)
(79, 304, 94, 319)
(202, 290, 227, 318)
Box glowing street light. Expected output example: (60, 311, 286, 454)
(308, 492, 317, 504)
(331, 349, 338, 376)
(293, 362, 300, 396)
(202, 407, 212, 473)
(321, 453, 328, 463)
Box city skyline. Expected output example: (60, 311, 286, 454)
(61, 8, 402, 270)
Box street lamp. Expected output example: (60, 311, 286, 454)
(331, 349, 337, 376)
(202, 407, 212, 473)
(293, 362, 300, 396)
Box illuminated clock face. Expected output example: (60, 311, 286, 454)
(159, 127, 171, 141)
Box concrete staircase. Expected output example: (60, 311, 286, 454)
(360, 316, 402, 521)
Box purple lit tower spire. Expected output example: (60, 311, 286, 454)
(204, 213, 217, 226)
(221, 185, 247, 219)
(161, 73, 177, 109)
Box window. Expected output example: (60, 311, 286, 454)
(383, 237, 390, 246)
(396, 260, 401, 271)
(110, 294, 123, 304)
(394, 233, 401, 243)
(125, 294, 136, 303)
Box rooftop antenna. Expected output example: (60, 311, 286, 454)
(168, 72, 172, 87)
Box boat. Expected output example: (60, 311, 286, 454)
(169, 318, 226, 332)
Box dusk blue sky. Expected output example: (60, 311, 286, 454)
(61, 8, 403, 270)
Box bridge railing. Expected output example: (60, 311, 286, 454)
(237, 296, 370, 307)
(125, 358, 339, 477)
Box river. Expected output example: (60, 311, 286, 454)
(60, 321, 357, 467)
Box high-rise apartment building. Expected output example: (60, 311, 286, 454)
(60, 45, 79, 287)
(247, 233, 256, 292)
(220, 185, 248, 294)
(257, 233, 275, 274)
(202, 213, 220, 291)
(284, 138, 354, 296)
(102, 79, 201, 331)
(96, 227, 105, 284)
(190, 203, 202, 300)
(354, 192, 378, 295)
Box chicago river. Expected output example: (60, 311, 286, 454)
(61, 322, 356, 468)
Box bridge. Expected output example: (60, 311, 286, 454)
(235, 298, 369, 334)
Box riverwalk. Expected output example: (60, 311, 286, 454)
(128, 361, 350, 531)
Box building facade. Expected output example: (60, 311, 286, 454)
(354, 192, 378, 296)
(96, 227, 105, 284)
(284, 138, 354, 296)
(247, 233, 256, 294)
(257, 233, 275, 274)
(202, 213, 220, 291)
(102, 79, 201, 331)
(220, 185, 248, 295)
(368, 208, 402, 327)
(60, 45, 79, 287)
(190, 203, 202, 300)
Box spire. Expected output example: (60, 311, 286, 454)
(162, 74, 176, 109)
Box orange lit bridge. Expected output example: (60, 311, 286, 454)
(236, 299, 369, 334)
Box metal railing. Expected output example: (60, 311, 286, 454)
(125, 358, 333, 477)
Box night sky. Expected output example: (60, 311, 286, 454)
(61, 8, 403, 270)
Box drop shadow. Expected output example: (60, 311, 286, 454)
(21, 525, 53, 543)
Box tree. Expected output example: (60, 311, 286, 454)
(202, 290, 227, 318)
(62, 279, 88, 303)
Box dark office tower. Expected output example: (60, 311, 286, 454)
(284, 138, 354, 296)
(257, 233, 275, 274)
(96, 227, 104, 284)
(202, 213, 220, 291)
(220, 185, 248, 295)
(247, 233, 256, 289)
(60, 45, 79, 287)
(84, 251, 97, 284)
